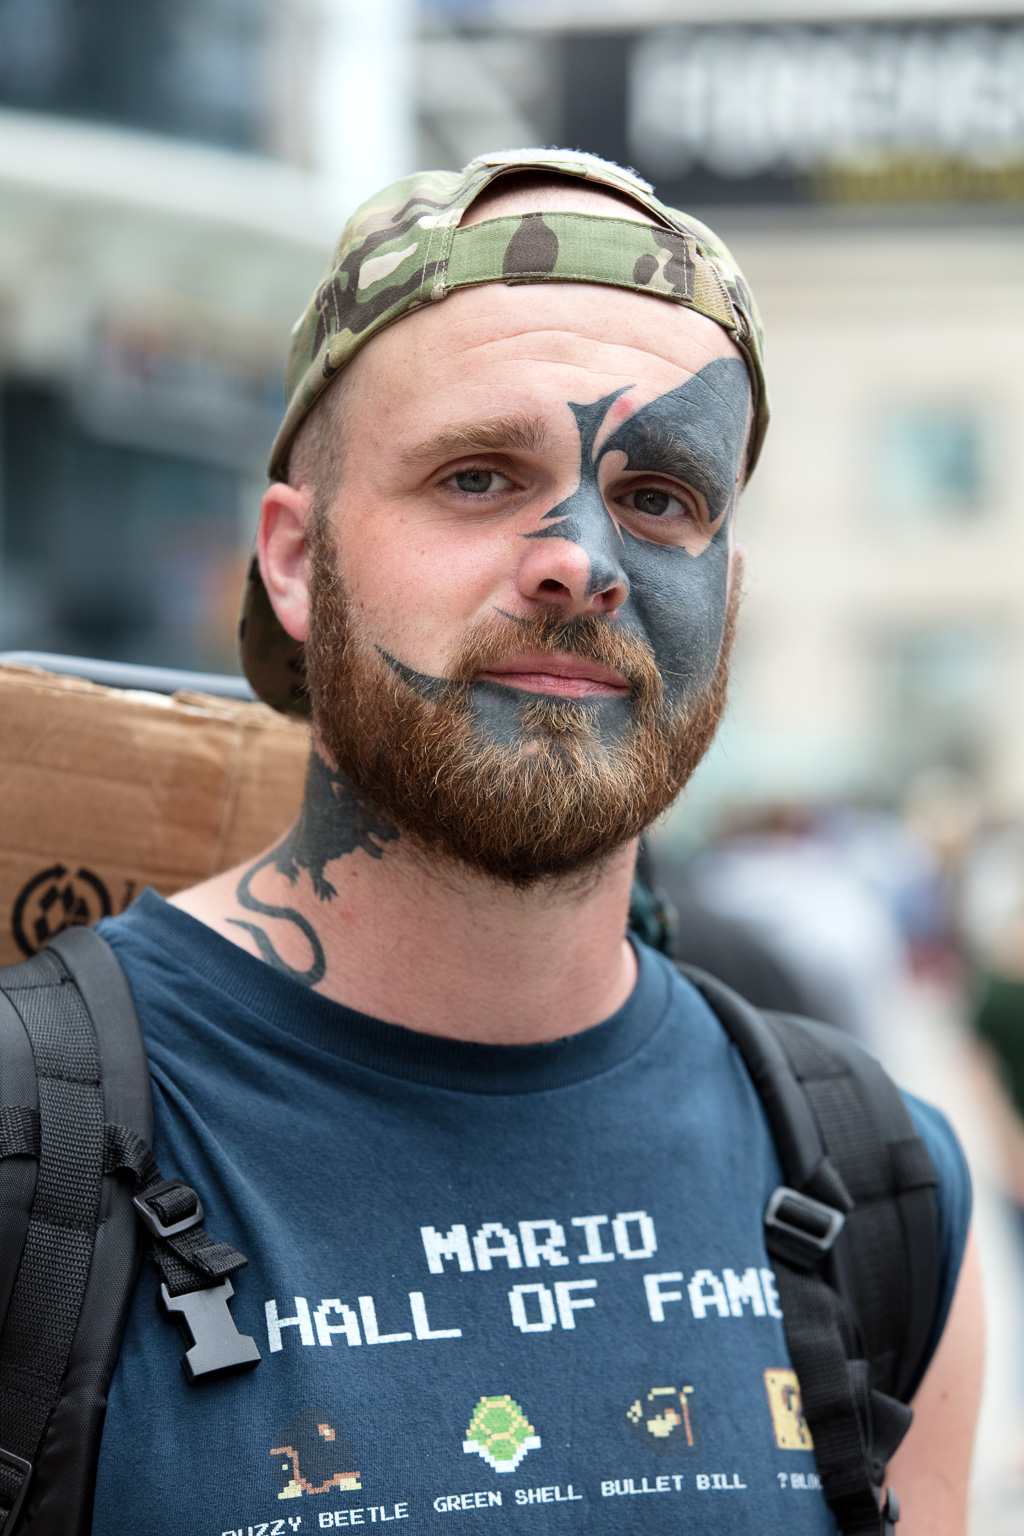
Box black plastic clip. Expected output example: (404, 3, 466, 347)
(160, 1279, 261, 1383)
(764, 1185, 846, 1268)
(133, 1179, 204, 1240)
(0, 1445, 32, 1536)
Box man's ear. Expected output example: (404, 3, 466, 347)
(258, 481, 314, 643)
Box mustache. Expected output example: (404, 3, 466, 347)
(441, 609, 665, 711)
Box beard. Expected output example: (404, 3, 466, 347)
(304, 524, 737, 888)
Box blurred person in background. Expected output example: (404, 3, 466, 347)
(673, 788, 963, 1051)
(645, 841, 822, 1018)
(683, 804, 910, 1050)
(962, 822, 1024, 1226)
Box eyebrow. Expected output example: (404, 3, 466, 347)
(399, 413, 551, 469)
(601, 415, 720, 495)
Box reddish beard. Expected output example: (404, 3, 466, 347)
(304, 524, 738, 887)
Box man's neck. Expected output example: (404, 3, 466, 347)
(171, 749, 639, 1045)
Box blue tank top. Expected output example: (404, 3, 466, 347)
(91, 891, 970, 1536)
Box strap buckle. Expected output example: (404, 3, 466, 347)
(133, 1179, 205, 1241)
(0, 1445, 32, 1536)
(881, 1487, 900, 1533)
(765, 1185, 846, 1259)
(159, 1280, 261, 1382)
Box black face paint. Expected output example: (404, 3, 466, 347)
(525, 384, 634, 603)
(380, 645, 637, 751)
(599, 356, 749, 714)
(383, 356, 750, 742)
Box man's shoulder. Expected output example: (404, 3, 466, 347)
(901, 1089, 973, 1367)
(95, 888, 250, 1048)
(97, 888, 207, 981)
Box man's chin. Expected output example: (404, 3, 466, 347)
(310, 668, 731, 888)
(323, 697, 715, 890)
(393, 819, 639, 894)
(470, 680, 636, 756)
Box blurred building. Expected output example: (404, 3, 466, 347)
(2, 0, 1024, 821)
(0, 0, 411, 670)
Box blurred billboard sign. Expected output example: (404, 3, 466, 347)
(568, 18, 1024, 205)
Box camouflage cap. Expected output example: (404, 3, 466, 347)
(243, 147, 769, 714)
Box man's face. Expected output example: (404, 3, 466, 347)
(300, 279, 750, 883)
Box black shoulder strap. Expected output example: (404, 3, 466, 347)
(0, 929, 150, 1536)
(678, 964, 941, 1536)
(0, 928, 259, 1536)
(764, 1011, 941, 1404)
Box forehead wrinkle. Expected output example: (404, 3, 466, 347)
(398, 413, 551, 469)
(440, 320, 734, 379)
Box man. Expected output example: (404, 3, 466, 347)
(90, 150, 980, 1534)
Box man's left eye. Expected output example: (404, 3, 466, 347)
(622, 487, 688, 519)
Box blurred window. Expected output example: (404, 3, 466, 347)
(873, 405, 988, 524)
(0, 383, 250, 673)
(883, 622, 997, 777)
(0, 0, 71, 99)
(77, 317, 285, 474)
(893, 625, 995, 717)
(0, 0, 270, 152)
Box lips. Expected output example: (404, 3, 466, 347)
(475, 652, 630, 698)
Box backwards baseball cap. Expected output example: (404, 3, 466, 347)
(241, 148, 769, 715)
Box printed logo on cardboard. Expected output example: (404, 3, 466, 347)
(764, 1369, 814, 1450)
(270, 1410, 361, 1499)
(11, 864, 112, 957)
(625, 1385, 697, 1452)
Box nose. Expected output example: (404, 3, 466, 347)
(517, 527, 630, 619)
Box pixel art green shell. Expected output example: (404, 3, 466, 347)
(242, 147, 770, 714)
(463, 1394, 542, 1473)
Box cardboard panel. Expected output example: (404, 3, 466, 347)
(0, 664, 309, 965)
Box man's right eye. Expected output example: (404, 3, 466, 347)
(449, 468, 511, 494)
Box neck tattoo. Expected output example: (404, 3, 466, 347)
(229, 751, 398, 986)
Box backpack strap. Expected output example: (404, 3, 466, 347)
(679, 964, 941, 1536)
(0, 928, 259, 1536)
(765, 1012, 941, 1405)
(0, 930, 140, 1536)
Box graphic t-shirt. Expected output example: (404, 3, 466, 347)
(92, 892, 970, 1536)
